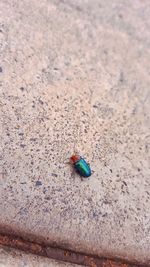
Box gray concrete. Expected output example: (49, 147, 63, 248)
(0, 246, 82, 267)
(0, 0, 150, 265)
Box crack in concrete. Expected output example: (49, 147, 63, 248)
(0, 233, 148, 267)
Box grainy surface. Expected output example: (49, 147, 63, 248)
(0, 0, 150, 266)
(0, 245, 82, 267)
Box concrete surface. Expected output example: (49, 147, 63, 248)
(0, 246, 82, 267)
(0, 0, 150, 265)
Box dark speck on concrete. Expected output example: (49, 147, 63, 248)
(30, 138, 37, 142)
(110, 169, 112, 173)
(51, 173, 58, 177)
(93, 105, 98, 108)
(103, 49, 108, 55)
(43, 187, 47, 194)
(43, 207, 49, 213)
(119, 71, 124, 83)
(45, 196, 51, 200)
(35, 181, 42, 186)
(20, 87, 25, 91)
(0, 67, 3, 73)
(102, 213, 108, 217)
(118, 14, 123, 19)
(19, 207, 28, 215)
(92, 212, 97, 218)
(20, 144, 26, 148)
(103, 200, 111, 205)
(39, 99, 44, 105)
(18, 132, 24, 136)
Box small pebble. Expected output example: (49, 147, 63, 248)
(35, 181, 42, 186)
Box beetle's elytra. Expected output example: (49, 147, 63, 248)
(70, 154, 92, 178)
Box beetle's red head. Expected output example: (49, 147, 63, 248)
(70, 154, 81, 164)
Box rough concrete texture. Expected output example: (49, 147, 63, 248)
(0, 0, 150, 265)
(0, 246, 82, 267)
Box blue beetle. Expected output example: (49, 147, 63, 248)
(70, 154, 92, 178)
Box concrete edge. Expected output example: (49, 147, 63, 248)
(0, 233, 148, 267)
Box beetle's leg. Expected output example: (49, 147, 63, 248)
(91, 152, 95, 162)
(63, 160, 70, 165)
(71, 168, 76, 180)
(80, 175, 89, 181)
(73, 149, 80, 156)
(63, 155, 71, 164)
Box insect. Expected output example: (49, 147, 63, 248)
(70, 154, 92, 178)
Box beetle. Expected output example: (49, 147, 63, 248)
(70, 154, 92, 178)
